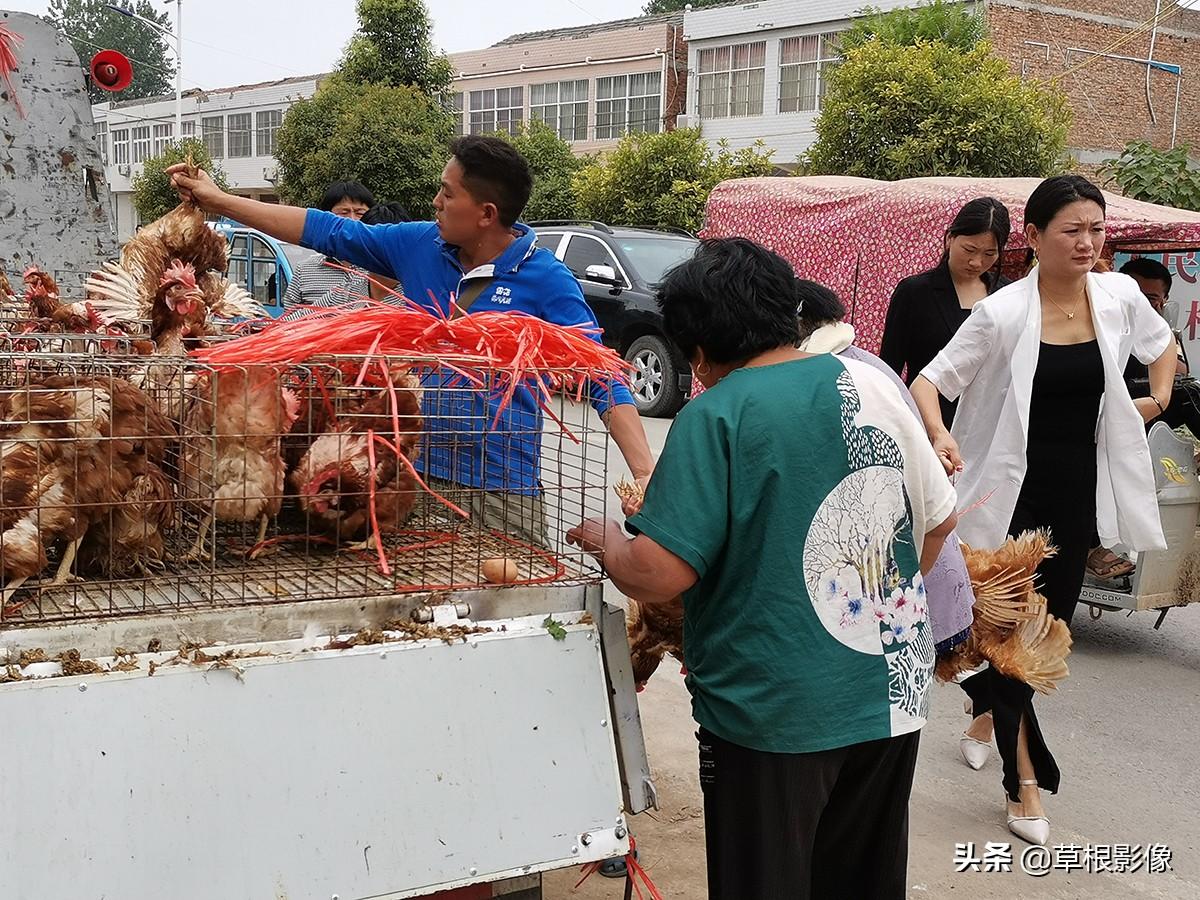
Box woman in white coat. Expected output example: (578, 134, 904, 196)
(911, 175, 1176, 845)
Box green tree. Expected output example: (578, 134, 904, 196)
(573, 128, 776, 232)
(495, 121, 584, 221)
(804, 40, 1070, 180)
(276, 78, 453, 216)
(47, 0, 175, 104)
(132, 138, 229, 223)
(275, 0, 455, 215)
(642, 0, 726, 14)
(1100, 141, 1200, 212)
(339, 0, 452, 95)
(840, 0, 986, 53)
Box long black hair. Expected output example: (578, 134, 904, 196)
(939, 197, 1011, 281)
(1024, 175, 1106, 231)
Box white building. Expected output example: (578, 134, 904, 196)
(92, 74, 323, 240)
(681, 0, 926, 164)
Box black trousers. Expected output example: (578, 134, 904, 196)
(699, 727, 921, 900)
(960, 448, 1093, 802)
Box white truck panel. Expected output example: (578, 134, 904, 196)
(0, 621, 628, 899)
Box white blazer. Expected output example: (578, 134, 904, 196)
(921, 270, 1172, 552)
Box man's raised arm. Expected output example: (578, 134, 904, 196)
(168, 164, 307, 244)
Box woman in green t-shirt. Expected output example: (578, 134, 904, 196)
(569, 238, 959, 900)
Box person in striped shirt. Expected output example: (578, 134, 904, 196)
(282, 180, 375, 310)
(283, 201, 411, 317)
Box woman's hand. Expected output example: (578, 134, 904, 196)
(931, 429, 964, 477)
(567, 517, 625, 557)
(1134, 395, 1164, 424)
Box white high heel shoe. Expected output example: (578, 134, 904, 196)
(1007, 779, 1050, 845)
(959, 697, 992, 770)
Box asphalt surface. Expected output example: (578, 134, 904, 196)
(544, 409, 1200, 899)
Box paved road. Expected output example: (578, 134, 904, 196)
(545, 409, 1200, 899)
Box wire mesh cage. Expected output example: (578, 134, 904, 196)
(0, 350, 612, 626)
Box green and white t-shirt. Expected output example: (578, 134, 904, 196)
(628, 354, 957, 754)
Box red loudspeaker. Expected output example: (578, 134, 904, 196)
(90, 50, 134, 92)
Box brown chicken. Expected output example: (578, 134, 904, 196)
(88, 154, 231, 321)
(178, 366, 301, 560)
(20, 267, 106, 334)
(289, 372, 424, 548)
(77, 464, 176, 577)
(0, 375, 174, 604)
(936, 530, 1074, 694)
(625, 597, 685, 690)
(85, 260, 211, 424)
(609, 479, 688, 688)
(83, 150, 263, 343)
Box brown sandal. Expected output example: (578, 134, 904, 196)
(1087, 546, 1135, 580)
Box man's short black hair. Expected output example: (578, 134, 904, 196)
(797, 279, 847, 341)
(656, 238, 802, 365)
(448, 135, 533, 228)
(1119, 256, 1172, 293)
(319, 180, 375, 212)
(361, 201, 411, 226)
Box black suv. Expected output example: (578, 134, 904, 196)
(531, 221, 698, 417)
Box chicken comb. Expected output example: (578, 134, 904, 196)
(160, 259, 199, 289)
(280, 387, 302, 427)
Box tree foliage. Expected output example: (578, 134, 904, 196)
(494, 121, 584, 221)
(804, 40, 1070, 180)
(641, 0, 726, 14)
(132, 138, 229, 223)
(276, 77, 453, 217)
(840, 0, 986, 53)
(1100, 141, 1200, 212)
(574, 128, 776, 232)
(339, 0, 452, 95)
(276, 0, 455, 215)
(47, 0, 175, 104)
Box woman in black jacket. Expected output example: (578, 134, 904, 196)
(880, 197, 1012, 426)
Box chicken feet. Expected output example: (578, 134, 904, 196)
(245, 514, 273, 561)
(345, 531, 380, 554)
(1, 576, 29, 610)
(181, 511, 214, 563)
(49, 537, 83, 586)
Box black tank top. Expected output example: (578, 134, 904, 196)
(1026, 340, 1105, 449)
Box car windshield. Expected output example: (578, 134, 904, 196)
(617, 236, 698, 285)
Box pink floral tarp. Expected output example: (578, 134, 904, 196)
(700, 175, 1200, 355)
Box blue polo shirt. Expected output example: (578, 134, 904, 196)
(301, 211, 635, 493)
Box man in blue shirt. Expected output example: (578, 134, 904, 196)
(169, 137, 654, 542)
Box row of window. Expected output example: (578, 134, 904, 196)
(98, 110, 284, 167)
(94, 34, 838, 166)
(448, 71, 664, 142)
(697, 33, 842, 120)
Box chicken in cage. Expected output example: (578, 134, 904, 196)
(0, 359, 176, 608)
(0, 346, 615, 626)
(1, 170, 630, 626)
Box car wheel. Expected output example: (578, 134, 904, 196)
(625, 335, 685, 418)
